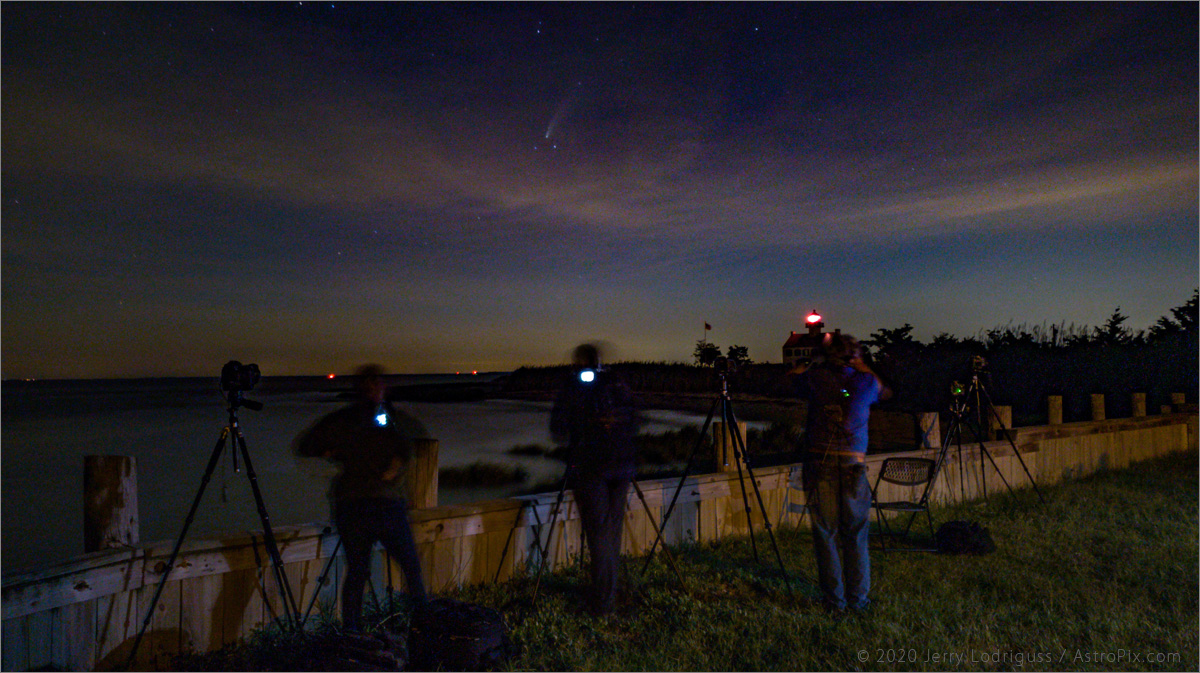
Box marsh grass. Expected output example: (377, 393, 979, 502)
(438, 461, 529, 488)
(175, 449, 1198, 671)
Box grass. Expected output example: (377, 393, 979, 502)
(174, 449, 1198, 671)
(438, 461, 529, 488)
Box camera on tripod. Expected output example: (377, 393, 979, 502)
(713, 356, 736, 375)
(971, 355, 988, 374)
(221, 360, 261, 392)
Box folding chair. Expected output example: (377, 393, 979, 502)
(871, 457, 938, 552)
(778, 464, 809, 528)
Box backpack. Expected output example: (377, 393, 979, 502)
(408, 598, 513, 671)
(935, 520, 996, 555)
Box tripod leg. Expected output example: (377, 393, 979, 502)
(959, 414, 988, 499)
(629, 480, 687, 591)
(532, 461, 574, 606)
(386, 549, 394, 618)
(236, 430, 301, 630)
(945, 417, 966, 503)
(127, 429, 229, 669)
(978, 386, 1048, 504)
(723, 399, 760, 563)
(725, 402, 798, 589)
(302, 536, 341, 627)
(493, 500, 528, 584)
(640, 395, 721, 578)
(922, 413, 951, 506)
(959, 411, 1020, 501)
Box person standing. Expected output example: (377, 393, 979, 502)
(788, 333, 890, 615)
(549, 344, 641, 616)
(294, 364, 428, 631)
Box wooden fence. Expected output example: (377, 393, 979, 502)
(3, 404, 1196, 671)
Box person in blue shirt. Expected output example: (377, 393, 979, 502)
(788, 332, 890, 615)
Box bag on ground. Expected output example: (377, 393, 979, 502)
(407, 597, 512, 671)
(935, 520, 996, 555)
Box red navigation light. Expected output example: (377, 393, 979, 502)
(806, 310, 822, 324)
(327, 373, 336, 380)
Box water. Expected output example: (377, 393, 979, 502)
(1, 376, 754, 574)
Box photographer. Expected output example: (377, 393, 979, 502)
(549, 344, 641, 616)
(788, 333, 890, 615)
(293, 364, 429, 632)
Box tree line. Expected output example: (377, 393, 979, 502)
(502, 290, 1197, 423)
(863, 290, 1197, 422)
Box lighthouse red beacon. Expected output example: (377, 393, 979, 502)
(782, 309, 827, 366)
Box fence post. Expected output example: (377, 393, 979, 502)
(989, 405, 1013, 440)
(84, 455, 140, 552)
(1091, 394, 1106, 421)
(713, 422, 746, 473)
(1171, 392, 1186, 409)
(408, 439, 439, 509)
(1047, 396, 1063, 425)
(1131, 393, 1147, 417)
(918, 412, 940, 450)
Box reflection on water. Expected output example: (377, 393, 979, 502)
(1, 378, 765, 573)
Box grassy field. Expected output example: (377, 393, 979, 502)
(175, 449, 1198, 671)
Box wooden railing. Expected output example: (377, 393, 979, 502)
(3, 405, 1195, 671)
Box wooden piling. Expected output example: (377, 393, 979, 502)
(989, 405, 1013, 440)
(1091, 394, 1106, 421)
(713, 422, 746, 473)
(1131, 392, 1147, 417)
(407, 438, 439, 509)
(83, 455, 139, 553)
(1047, 396, 1063, 425)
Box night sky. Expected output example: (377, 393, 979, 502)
(3, 2, 1196, 379)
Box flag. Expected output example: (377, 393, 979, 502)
(704, 322, 712, 331)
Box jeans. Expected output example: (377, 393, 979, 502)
(802, 459, 871, 611)
(335, 497, 427, 631)
(572, 474, 631, 614)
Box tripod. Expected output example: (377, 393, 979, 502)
(640, 370, 795, 590)
(127, 389, 301, 668)
(523, 460, 689, 607)
(933, 370, 1046, 506)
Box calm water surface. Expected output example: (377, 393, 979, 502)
(1, 376, 750, 574)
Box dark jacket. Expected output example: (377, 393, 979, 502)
(549, 370, 641, 479)
(294, 400, 429, 502)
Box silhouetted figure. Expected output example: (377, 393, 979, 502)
(550, 343, 641, 615)
(788, 333, 890, 614)
(294, 364, 428, 631)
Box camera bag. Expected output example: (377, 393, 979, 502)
(407, 597, 512, 671)
(935, 520, 996, 555)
